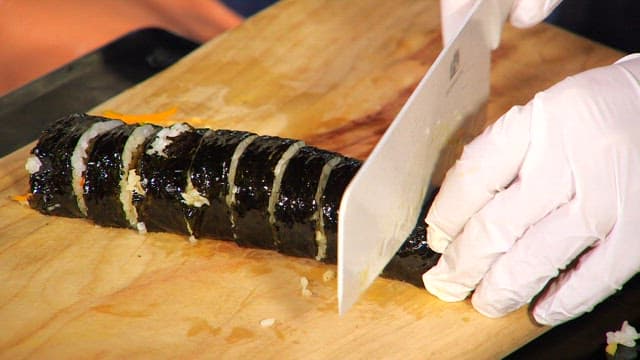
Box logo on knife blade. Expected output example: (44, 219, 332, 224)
(449, 49, 460, 80)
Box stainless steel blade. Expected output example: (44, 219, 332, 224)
(337, 0, 513, 315)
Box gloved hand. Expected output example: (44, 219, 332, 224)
(441, 0, 563, 45)
(422, 54, 640, 326)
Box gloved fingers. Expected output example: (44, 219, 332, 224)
(527, 58, 640, 326)
(469, 200, 603, 318)
(532, 220, 640, 326)
(509, 0, 563, 28)
(424, 164, 574, 301)
(425, 104, 532, 246)
(616, 53, 640, 78)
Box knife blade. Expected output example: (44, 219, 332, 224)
(337, 0, 514, 315)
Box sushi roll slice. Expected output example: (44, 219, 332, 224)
(273, 146, 340, 259)
(187, 129, 256, 240)
(118, 124, 160, 232)
(83, 124, 136, 227)
(71, 119, 124, 217)
(318, 156, 362, 263)
(230, 135, 305, 249)
(134, 123, 206, 234)
(83, 123, 159, 229)
(27, 114, 120, 217)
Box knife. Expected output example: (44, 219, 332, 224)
(337, 0, 514, 315)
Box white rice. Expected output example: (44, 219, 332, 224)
(312, 157, 341, 261)
(119, 125, 156, 228)
(25, 155, 42, 174)
(181, 177, 210, 207)
(46, 203, 61, 212)
(136, 221, 147, 235)
(146, 123, 191, 157)
(125, 169, 145, 195)
(322, 269, 335, 282)
(300, 276, 312, 297)
(260, 318, 276, 327)
(71, 120, 122, 216)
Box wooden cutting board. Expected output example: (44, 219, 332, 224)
(0, 0, 623, 358)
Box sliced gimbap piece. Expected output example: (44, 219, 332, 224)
(274, 146, 340, 259)
(134, 123, 206, 234)
(187, 129, 256, 240)
(83, 124, 135, 227)
(230, 135, 304, 249)
(27, 114, 120, 217)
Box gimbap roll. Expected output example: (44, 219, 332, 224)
(25, 113, 442, 288)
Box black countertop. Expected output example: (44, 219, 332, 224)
(1, 28, 637, 360)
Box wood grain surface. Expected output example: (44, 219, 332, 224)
(0, 0, 623, 358)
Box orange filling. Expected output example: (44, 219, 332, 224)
(102, 107, 178, 126)
(101, 107, 211, 128)
(11, 193, 31, 206)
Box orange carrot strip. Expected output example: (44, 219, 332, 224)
(102, 107, 178, 126)
(11, 193, 31, 206)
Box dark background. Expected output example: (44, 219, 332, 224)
(547, 0, 640, 53)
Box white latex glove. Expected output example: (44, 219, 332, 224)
(423, 54, 640, 326)
(441, 0, 563, 45)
